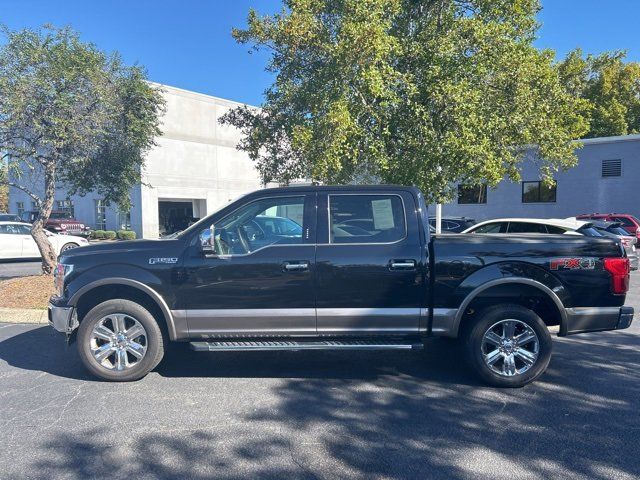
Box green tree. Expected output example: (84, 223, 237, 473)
(0, 25, 165, 274)
(221, 0, 588, 199)
(558, 48, 640, 138)
(0, 164, 7, 211)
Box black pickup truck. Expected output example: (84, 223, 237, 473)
(49, 185, 634, 387)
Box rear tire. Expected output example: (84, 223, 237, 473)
(465, 304, 552, 387)
(77, 299, 165, 381)
(60, 242, 79, 254)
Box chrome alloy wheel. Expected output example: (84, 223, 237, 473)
(481, 319, 540, 377)
(89, 314, 148, 371)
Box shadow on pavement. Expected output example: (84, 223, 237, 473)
(2, 325, 640, 478)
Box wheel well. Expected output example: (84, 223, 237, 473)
(458, 283, 563, 336)
(74, 284, 170, 340)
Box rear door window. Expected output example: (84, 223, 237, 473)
(471, 222, 507, 233)
(329, 194, 406, 244)
(546, 225, 566, 234)
(507, 222, 548, 233)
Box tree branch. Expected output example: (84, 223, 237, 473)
(7, 181, 41, 205)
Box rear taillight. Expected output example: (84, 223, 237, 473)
(603, 257, 630, 294)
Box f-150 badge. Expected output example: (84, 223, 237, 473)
(149, 257, 178, 265)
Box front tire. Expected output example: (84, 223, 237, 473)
(465, 304, 552, 387)
(77, 299, 165, 381)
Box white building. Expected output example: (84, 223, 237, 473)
(9, 84, 264, 238)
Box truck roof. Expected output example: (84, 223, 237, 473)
(256, 184, 421, 195)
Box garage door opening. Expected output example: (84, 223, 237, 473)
(158, 201, 194, 237)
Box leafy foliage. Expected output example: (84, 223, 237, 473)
(0, 25, 164, 272)
(557, 49, 640, 138)
(221, 0, 588, 200)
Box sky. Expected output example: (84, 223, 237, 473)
(1, 0, 639, 106)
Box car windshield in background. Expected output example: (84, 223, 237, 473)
(49, 212, 73, 219)
(579, 227, 604, 237)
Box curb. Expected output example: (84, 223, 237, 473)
(0, 308, 48, 324)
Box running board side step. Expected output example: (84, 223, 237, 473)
(190, 340, 424, 352)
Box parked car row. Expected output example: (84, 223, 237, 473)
(457, 216, 638, 270)
(0, 221, 89, 260)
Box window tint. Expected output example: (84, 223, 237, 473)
(0, 224, 23, 234)
(329, 194, 405, 244)
(507, 222, 548, 234)
(579, 227, 604, 237)
(201, 196, 305, 255)
(546, 225, 566, 234)
(472, 222, 506, 233)
(609, 226, 630, 236)
(443, 220, 460, 231)
(613, 216, 634, 227)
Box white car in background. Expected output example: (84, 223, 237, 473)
(0, 221, 89, 260)
(462, 217, 600, 235)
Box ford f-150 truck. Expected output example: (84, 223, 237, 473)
(49, 185, 634, 387)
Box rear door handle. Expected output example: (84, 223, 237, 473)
(283, 261, 309, 272)
(389, 259, 416, 270)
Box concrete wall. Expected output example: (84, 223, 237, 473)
(435, 135, 640, 222)
(138, 85, 263, 238)
(8, 84, 263, 238)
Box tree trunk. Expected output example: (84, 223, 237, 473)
(32, 164, 57, 275)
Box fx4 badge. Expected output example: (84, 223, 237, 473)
(550, 257, 595, 270)
(149, 257, 178, 265)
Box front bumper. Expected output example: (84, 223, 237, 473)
(48, 303, 78, 334)
(564, 306, 634, 335)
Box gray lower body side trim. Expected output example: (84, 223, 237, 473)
(174, 307, 424, 338)
(425, 308, 459, 337)
(174, 308, 317, 338)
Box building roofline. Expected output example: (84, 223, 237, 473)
(577, 133, 640, 146)
(148, 81, 259, 109)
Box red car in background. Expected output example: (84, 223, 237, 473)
(576, 213, 640, 240)
(21, 210, 92, 237)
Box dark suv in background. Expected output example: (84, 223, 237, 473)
(577, 213, 640, 240)
(428, 216, 476, 233)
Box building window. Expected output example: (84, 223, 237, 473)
(602, 159, 622, 177)
(31, 200, 39, 211)
(522, 181, 557, 203)
(458, 184, 487, 204)
(56, 199, 75, 217)
(117, 210, 131, 230)
(94, 200, 106, 230)
(16, 202, 24, 217)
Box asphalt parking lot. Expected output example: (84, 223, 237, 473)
(0, 277, 639, 479)
(0, 260, 42, 279)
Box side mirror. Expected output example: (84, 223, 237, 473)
(199, 225, 217, 257)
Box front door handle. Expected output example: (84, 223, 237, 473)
(284, 261, 309, 272)
(389, 259, 416, 270)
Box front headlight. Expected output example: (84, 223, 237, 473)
(54, 263, 74, 298)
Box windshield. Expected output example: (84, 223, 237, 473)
(579, 226, 604, 237)
(49, 212, 72, 219)
(609, 226, 631, 237)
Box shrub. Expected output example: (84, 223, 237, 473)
(104, 230, 117, 240)
(92, 230, 106, 239)
(117, 230, 136, 240)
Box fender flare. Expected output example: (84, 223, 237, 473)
(453, 277, 568, 336)
(68, 277, 178, 340)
